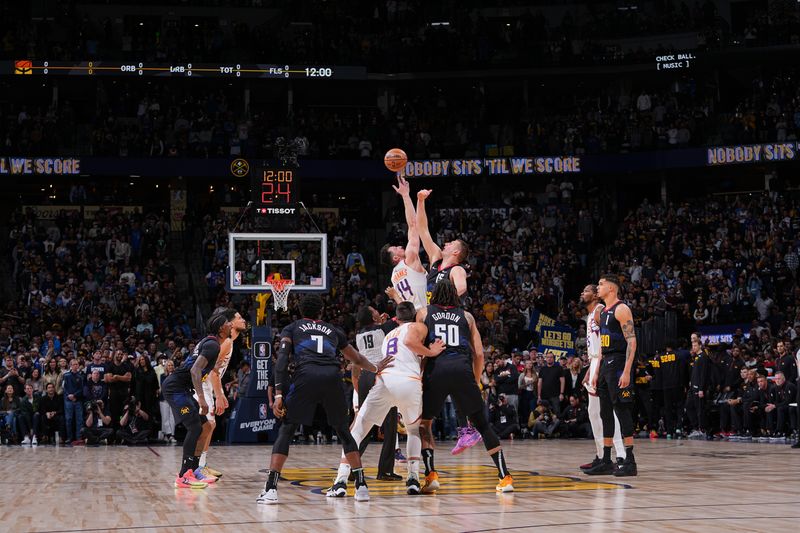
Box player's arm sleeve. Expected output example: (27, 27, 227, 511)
(416, 194, 442, 262)
(274, 336, 292, 394)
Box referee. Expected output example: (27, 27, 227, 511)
(353, 306, 402, 481)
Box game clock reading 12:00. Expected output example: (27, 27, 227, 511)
(252, 167, 300, 215)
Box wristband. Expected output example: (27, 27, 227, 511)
(274, 394, 283, 400)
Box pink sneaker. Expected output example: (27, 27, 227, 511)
(451, 426, 482, 455)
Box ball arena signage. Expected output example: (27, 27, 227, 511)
(0, 157, 81, 175)
(402, 156, 581, 177)
(706, 142, 799, 166)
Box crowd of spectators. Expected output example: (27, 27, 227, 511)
(1, 1, 760, 71)
(5, 64, 800, 162)
(4, 175, 800, 449)
(0, 206, 215, 445)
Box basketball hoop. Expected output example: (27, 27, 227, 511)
(265, 275, 294, 312)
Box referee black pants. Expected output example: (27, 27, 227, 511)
(357, 371, 397, 475)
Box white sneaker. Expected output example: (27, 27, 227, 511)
(354, 485, 370, 502)
(21, 436, 31, 446)
(256, 488, 278, 504)
(326, 481, 347, 498)
(31, 436, 38, 447)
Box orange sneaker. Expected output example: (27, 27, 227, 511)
(175, 471, 207, 489)
(496, 475, 514, 493)
(421, 471, 440, 494)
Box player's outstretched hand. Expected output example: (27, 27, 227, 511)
(273, 397, 286, 419)
(429, 338, 446, 356)
(385, 286, 402, 304)
(417, 189, 432, 200)
(392, 175, 410, 196)
(375, 355, 395, 373)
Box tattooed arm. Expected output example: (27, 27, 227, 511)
(615, 303, 637, 389)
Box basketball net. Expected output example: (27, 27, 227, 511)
(265, 274, 294, 312)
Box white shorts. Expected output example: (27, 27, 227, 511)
(193, 380, 215, 421)
(359, 374, 422, 427)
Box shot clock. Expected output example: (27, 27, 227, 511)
(251, 165, 300, 216)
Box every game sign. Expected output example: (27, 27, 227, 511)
(0, 157, 81, 175)
(402, 156, 581, 177)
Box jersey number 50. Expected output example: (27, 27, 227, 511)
(434, 324, 460, 346)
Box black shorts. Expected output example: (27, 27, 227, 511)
(164, 389, 202, 426)
(598, 354, 635, 404)
(422, 357, 483, 420)
(285, 366, 348, 427)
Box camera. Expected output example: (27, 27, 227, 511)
(127, 397, 138, 413)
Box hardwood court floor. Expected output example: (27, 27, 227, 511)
(1, 438, 798, 532)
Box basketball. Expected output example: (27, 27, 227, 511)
(384, 148, 408, 172)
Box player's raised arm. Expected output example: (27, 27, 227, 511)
(615, 303, 637, 388)
(404, 322, 446, 358)
(393, 175, 423, 269)
(465, 312, 484, 385)
(416, 189, 442, 263)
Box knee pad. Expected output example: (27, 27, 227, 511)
(272, 422, 297, 456)
(333, 422, 358, 454)
(468, 410, 500, 451)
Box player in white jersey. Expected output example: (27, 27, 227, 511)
(193, 308, 247, 481)
(352, 306, 402, 479)
(328, 302, 445, 496)
(578, 285, 625, 472)
(381, 175, 428, 310)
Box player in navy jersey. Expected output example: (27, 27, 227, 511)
(257, 294, 394, 504)
(162, 312, 232, 488)
(415, 189, 469, 302)
(416, 188, 480, 453)
(586, 274, 639, 477)
(416, 280, 514, 494)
